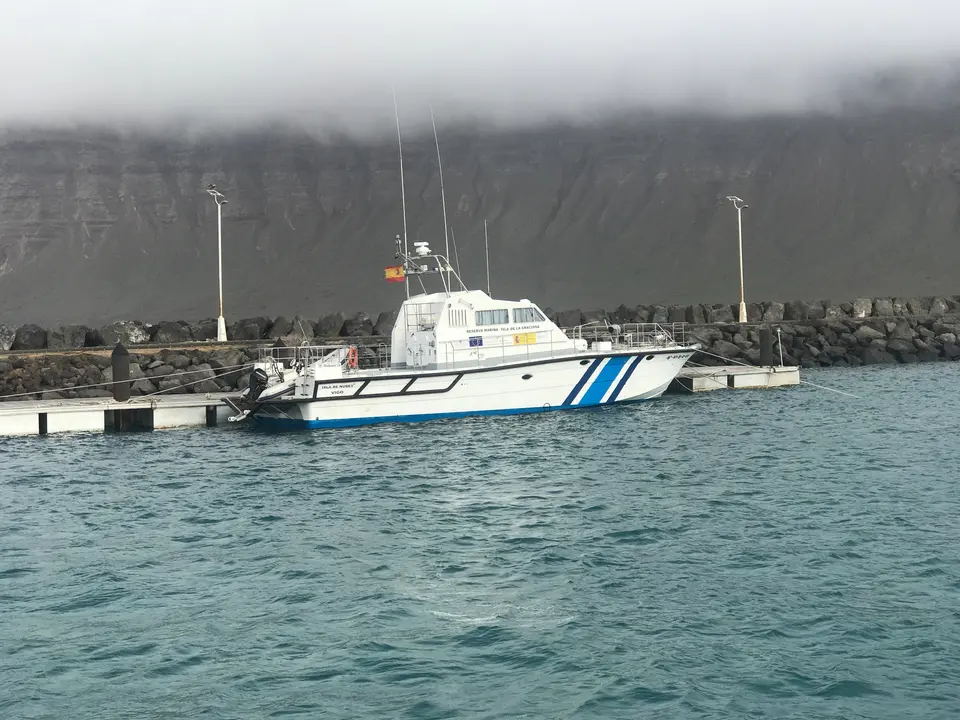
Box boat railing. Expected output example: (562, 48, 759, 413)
(566, 322, 688, 349)
(376, 343, 391, 371)
(433, 330, 568, 370)
(253, 322, 689, 378)
(257, 343, 349, 370)
(258, 342, 394, 373)
(431, 322, 686, 370)
(427, 322, 692, 371)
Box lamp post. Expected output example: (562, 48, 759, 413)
(206, 184, 228, 342)
(726, 195, 748, 323)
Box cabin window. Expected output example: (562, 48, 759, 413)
(448, 308, 467, 327)
(513, 307, 545, 324)
(475, 309, 509, 326)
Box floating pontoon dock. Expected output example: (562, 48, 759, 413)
(669, 364, 801, 393)
(0, 393, 238, 437)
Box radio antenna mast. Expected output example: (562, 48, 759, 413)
(393, 87, 410, 299)
(430, 104, 451, 292)
(484, 219, 491, 295)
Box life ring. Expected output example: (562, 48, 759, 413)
(347, 346, 359, 369)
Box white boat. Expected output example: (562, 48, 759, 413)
(224, 242, 698, 429)
(223, 102, 698, 429)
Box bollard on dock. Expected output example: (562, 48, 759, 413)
(111, 342, 131, 402)
(759, 327, 773, 367)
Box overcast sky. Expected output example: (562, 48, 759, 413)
(3, 0, 960, 136)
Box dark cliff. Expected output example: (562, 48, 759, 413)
(1, 106, 960, 326)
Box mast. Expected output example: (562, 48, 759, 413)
(484, 218, 491, 295)
(430, 104, 451, 293)
(392, 87, 410, 299)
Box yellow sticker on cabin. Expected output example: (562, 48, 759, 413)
(513, 332, 537, 345)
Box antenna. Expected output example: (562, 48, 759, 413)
(392, 87, 410, 300)
(450, 227, 463, 283)
(430, 104, 451, 292)
(484, 218, 491, 296)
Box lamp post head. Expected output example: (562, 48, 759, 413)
(206, 184, 228, 205)
(726, 195, 748, 209)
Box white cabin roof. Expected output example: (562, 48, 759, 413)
(400, 289, 538, 310)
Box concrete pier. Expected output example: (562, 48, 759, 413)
(669, 365, 801, 393)
(0, 393, 238, 437)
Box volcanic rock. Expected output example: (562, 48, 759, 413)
(861, 347, 897, 364)
(929, 297, 951, 316)
(340, 312, 374, 337)
(47, 325, 89, 350)
(316, 312, 346, 337)
(191, 318, 219, 341)
(152, 321, 192, 344)
(873, 298, 894, 317)
(762, 302, 784, 322)
(373, 311, 398, 336)
(100, 321, 150, 346)
(230, 317, 269, 341)
(854, 326, 885, 344)
(708, 305, 735, 324)
(268, 316, 293, 339)
(711, 340, 742, 359)
(12, 324, 47, 350)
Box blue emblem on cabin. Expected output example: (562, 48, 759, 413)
(469, 336, 483, 347)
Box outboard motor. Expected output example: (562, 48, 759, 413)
(247, 368, 269, 402)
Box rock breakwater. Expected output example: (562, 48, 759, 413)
(557, 296, 960, 368)
(1, 296, 958, 400)
(2, 296, 958, 352)
(0, 312, 393, 352)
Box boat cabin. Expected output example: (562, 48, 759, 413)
(390, 290, 585, 369)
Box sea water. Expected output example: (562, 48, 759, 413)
(2, 364, 959, 719)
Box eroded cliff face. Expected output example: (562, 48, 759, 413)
(1, 108, 959, 325)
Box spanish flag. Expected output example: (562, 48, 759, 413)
(384, 265, 405, 283)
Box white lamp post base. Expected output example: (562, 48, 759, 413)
(217, 316, 227, 342)
(739, 302, 748, 323)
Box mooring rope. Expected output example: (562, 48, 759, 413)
(135, 363, 255, 400)
(0, 361, 253, 402)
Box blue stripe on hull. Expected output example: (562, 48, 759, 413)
(561, 358, 602, 406)
(606, 355, 644, 404)
(577, 355, 630, 406)
(252, 398, 653, 430)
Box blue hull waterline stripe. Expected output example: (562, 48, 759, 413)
(606, 355, 644, 404)
(577, 355, 630, 406)
(253, 400, 652, 430)
(561, 358, 603, 407)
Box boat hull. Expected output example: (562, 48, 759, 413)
(247, 349, 694, 429)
